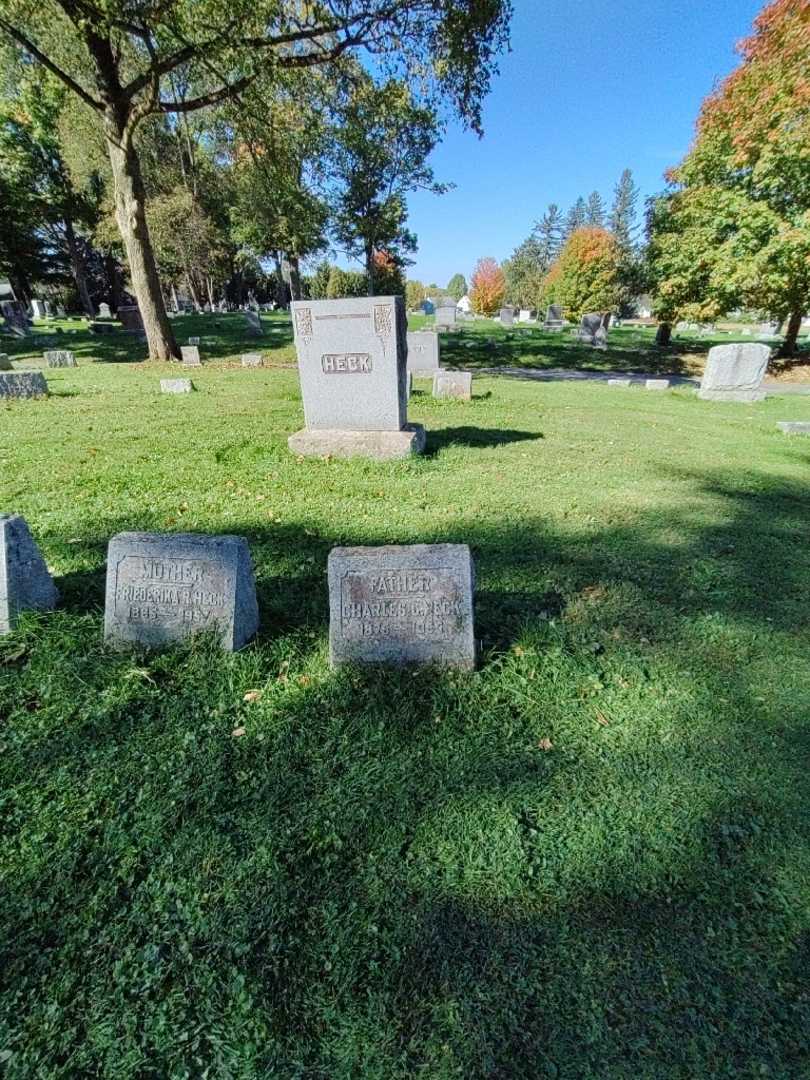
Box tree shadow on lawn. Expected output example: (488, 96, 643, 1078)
(440, 327, 712, 378)
(423, 426, 543, 456)
(2, 465, 810, 1075)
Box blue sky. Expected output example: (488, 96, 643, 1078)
(397, 0, 762, 288)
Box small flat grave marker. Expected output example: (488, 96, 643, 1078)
(777, 422, 810, 436)
(104, 532, 259, 651)
(645, 378, 671, 390)
(608, 378, 633, 387)
(181, 345, 201, 367)
(0, 372, 49, 399)
(1, 514, 59, 635)
(433, 371, 472, 400)
(328, 544, 476, 670)
(241, 353, 263, 368)
(161, 378, 193, 394)
(44, 350, 76, 368)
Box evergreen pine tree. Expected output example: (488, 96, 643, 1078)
(585, 190, 605, 227)
(608, 168, 640, 250)
(563, 197, 587, 238)
(534, 203, 564, 266)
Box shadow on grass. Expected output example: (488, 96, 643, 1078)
(424, 426, 543, 456)
(1, 464, 809, 1075)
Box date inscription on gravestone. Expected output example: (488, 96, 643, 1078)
(104, 532, 258, 651)
(328, 544, 475, 669)
(113, 555, 226, 630)
(321, 353, 372, 374)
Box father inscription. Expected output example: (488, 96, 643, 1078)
(104, 532, 258, 651)
(328, 544, 476, 669)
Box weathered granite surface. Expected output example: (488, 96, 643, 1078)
(0, 371, 48, 399)
(406, 331, 440, 374)
(433, 371, 472, 400)
(0, 354, 12, 371)
(777, 422, 810, 436)
(180, 345, 201, 367)
(241, 353, 263, 367)
(289, 424, 426, 461)
(104, 531, 258, 651)
(44, 350, 76, 367)
(0, 514, 58, 634)
(698, 342, 770, 402)
(645, 378, 671, 390)
(161, 379, 193, 394)
(328, 543, 476, 669)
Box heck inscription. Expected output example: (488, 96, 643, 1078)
(321, 353, 372, 374)
(341, 568, 465, 642)
(114, 555, 226, 629)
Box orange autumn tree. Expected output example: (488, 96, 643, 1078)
(469, 257, 506, 315)
(538, 227, 622, 320)
(647, 0, 810, 354)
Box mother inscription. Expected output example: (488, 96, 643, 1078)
(328, 544, 476, 669)
(104, 532, 258, 651)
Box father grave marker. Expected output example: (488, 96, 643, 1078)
(328, 543, 476, 670)
(104, 532, 258, 651)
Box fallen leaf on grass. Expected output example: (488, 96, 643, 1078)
(243, 690, 262, 703)
(595, 711, 609, 726)
(538, 738, 553, 751)
(231, 727, 246, 738)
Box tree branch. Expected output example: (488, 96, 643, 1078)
(0, 16, 103, 111)
(158, 75, 257, 113)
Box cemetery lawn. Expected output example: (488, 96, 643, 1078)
(2, 315, 810, 1078)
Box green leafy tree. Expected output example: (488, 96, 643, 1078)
(309, 261, 332, 300)
(325, 266, 367, 299)
(0, 0, 511, 358)
(329, 75, 445, 295)
(539, 227, 622, 320)
(446, 273, 467, 300)
(406, 279, 426, 310)
(646, 0, 810, 354)
(503, 233, 545, 308)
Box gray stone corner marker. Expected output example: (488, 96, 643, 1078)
(160, 378, 193, 394)
(645, 378, 671, 390)
(698, 342, 770, 402)
(328, 544, 476, 670)
(0, 371, 49, 399)
(104, 532, 259, 652)
(180, 345, 202, 367)
(288, 295, 423, 461)
(1, 514, 59, 635)
(433, 370, 472, 400)
(777, 421, 810, 436)
(44, 350, 76, 368)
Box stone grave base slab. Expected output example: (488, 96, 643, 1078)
(289, 423, 426, 462)
(698, 389, 766, 402)
(777, 422, 810, 435)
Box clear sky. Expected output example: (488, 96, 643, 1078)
(399, 0, 763, 288)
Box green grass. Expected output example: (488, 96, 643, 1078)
(2, 314, 810, 1078)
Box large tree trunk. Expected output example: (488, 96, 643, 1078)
(104, 114, 179, 360)
(778, 310, 803, 358)
(366, 243, 375, 296)
(655, 322, 672, 347)
(287, 255, 302, 301)
(64, 214, 95, 317)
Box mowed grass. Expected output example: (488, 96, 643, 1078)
(1, 315, 810, 1078)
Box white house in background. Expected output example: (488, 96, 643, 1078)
(457, 294, 472, 313)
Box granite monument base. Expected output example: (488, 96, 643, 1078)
(698, 388, 767, 402)
(289, 423, 426, 462)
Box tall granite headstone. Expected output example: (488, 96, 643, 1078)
(104, 532, 258, 651)
(698, 342, 770, 402)
(328, 544, 476, 669)
(289, 296, 425, 460)
(0, 514, 59, 635)
(243, 310, 263, 336)
(435, 303, 457, 329)
(31, 300, 46, 319)
(500, 308, 514, 328)
(544, 304, 564, 330)
(118, 305, 144, 333)
(406, 331, 440, 375)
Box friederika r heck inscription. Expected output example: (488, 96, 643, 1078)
(104, 532, 258, 651)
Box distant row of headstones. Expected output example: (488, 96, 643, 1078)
(0, 515, 477, 668)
